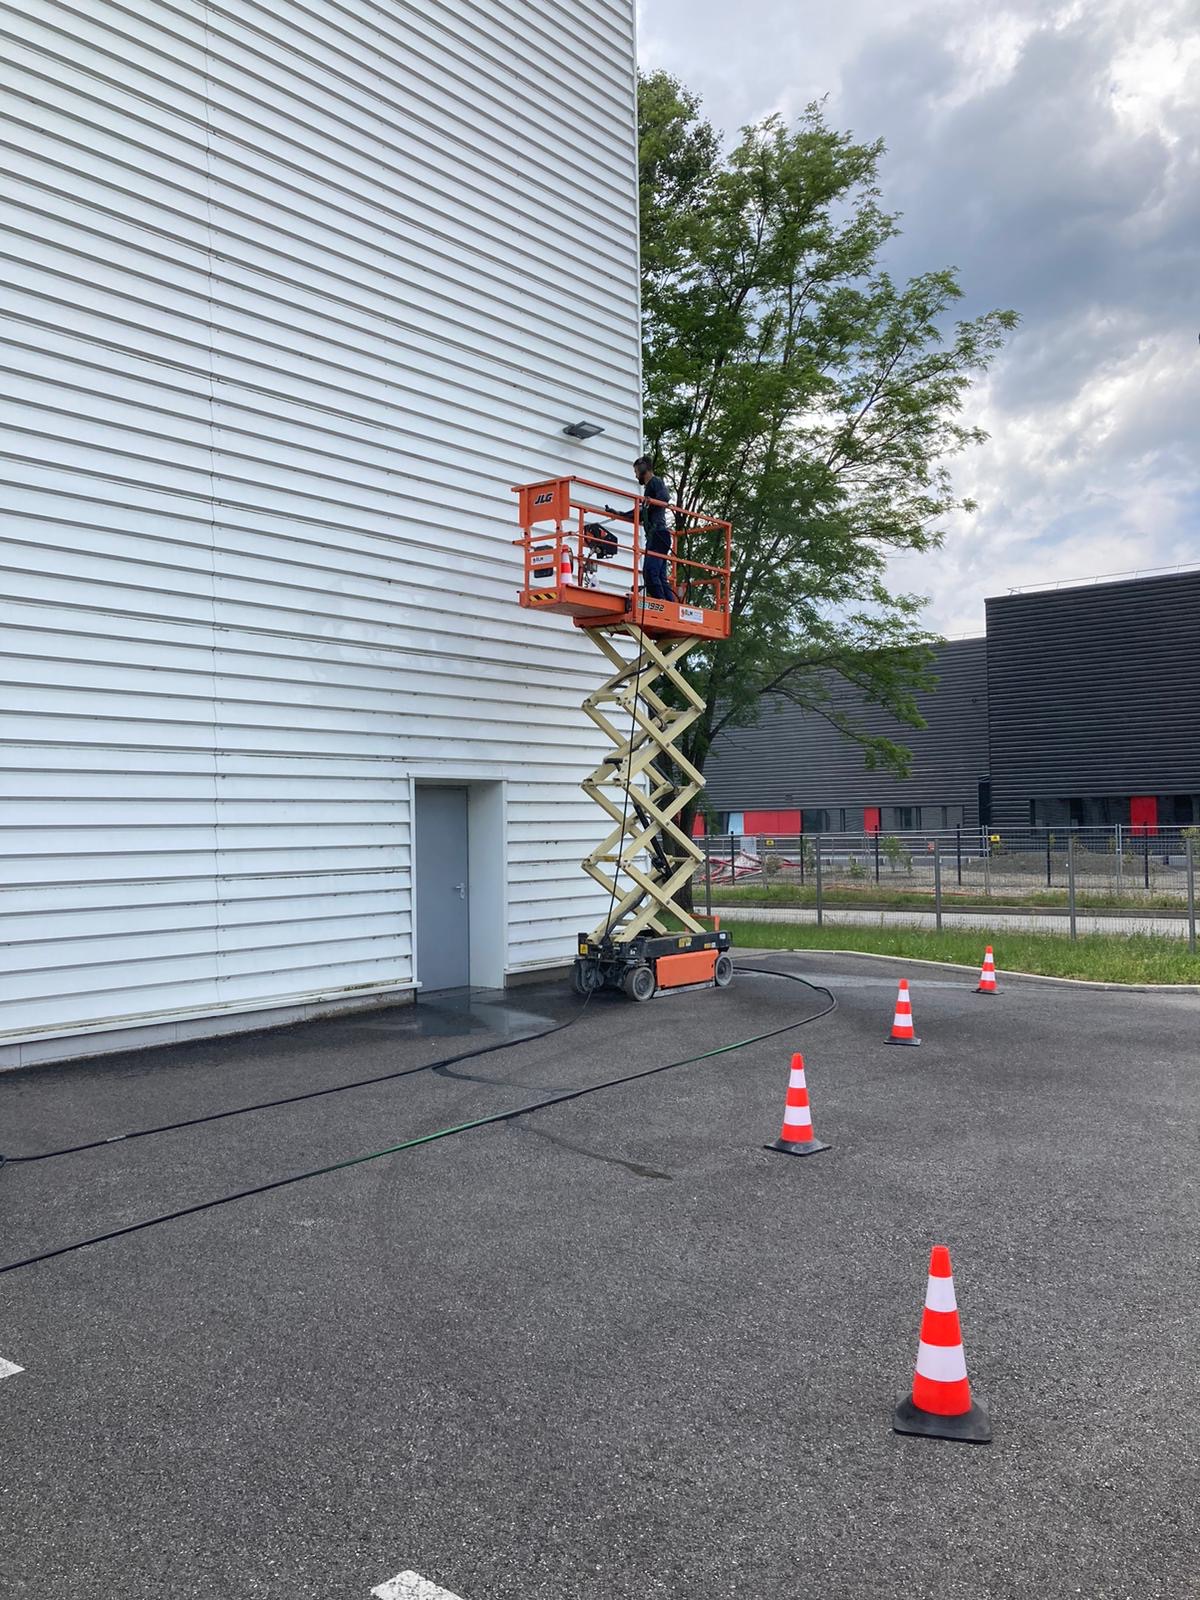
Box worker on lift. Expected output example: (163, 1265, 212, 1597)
(606, 455, 677, 603)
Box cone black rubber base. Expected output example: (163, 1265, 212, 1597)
(765, 1136, 830, 1157)
(886, 1035, 921, 1046)
(893, 1393, 991, 1443)
(975, 987, 999, 994)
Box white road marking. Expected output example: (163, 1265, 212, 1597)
(372, 1573, 466, 1600)
(0, 1357, 24, 1381)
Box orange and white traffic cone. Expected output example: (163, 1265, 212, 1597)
(893, 1245, 991, 1442)
(558, 545, 573, 585)
(976, 945, 998, 994)
(886, 979, 920, 1046)
(765, 1052, 830, 1157)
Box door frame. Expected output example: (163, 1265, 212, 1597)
(410, 777, 507, 991)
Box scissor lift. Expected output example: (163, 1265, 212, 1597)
(513, 476, 734, 1000)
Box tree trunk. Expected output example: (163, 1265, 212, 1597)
(676, 793, 701, 915)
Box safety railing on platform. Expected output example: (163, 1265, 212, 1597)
(512, 475, 732, 629)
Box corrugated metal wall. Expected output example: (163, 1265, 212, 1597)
(703, 640, 990, 828)
(985, 573, 1200, 829)
(1, 0, 642, 1062)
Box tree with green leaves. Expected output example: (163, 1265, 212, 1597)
(636, 71, 1018, 835)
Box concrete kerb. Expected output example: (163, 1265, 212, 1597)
(733, 945, 1200, 995)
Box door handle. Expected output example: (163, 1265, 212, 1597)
(452, 882, 465, 899)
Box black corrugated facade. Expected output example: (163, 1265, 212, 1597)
(702, 570, 1200, 834)
(986, 571, 1200, 830)
(703, 638, 989, 831)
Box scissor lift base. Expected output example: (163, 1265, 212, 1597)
(573, 928, 733, 1002)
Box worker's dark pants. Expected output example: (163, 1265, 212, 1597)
(643, 542, 676, 601)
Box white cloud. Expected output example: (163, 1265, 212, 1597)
(1109, 9, 1200, 140)
(892, 324, 1200, 633)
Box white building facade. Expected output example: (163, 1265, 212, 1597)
(1, 0, 642, 1066)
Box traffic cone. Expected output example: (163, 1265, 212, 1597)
(558, 544, 573, 585)
(976, 946, 998, 994)
(894, 1245, 991, 1443)
(765, 1052, 830, 1157)
(886, 979, 920, 1046)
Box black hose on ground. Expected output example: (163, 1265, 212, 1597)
(0, 963, 833, 1277)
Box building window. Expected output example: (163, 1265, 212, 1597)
(892, 806, 920, 830)
(802, 808, 831, 833)
(1035, 798, 1072, 828)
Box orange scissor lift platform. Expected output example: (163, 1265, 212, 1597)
(514, 475, 731, 642)
(513, 475, 734, 1001)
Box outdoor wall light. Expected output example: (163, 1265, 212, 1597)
(562, 420, 605, 439)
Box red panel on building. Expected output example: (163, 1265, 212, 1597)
(691, 815, 705, 837)
(1130, 795, 1158, 836)
(742, 809, 802, 834)
(864, 807, 881, 834)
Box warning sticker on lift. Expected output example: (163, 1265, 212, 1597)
(679, 605, 704, 623)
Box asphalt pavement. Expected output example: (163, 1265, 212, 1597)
(1, 955, 1197, 1600)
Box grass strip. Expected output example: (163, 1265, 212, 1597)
(727, 920, 1200, 984)
(713, 883, 1191, 913)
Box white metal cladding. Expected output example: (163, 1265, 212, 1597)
(0, 0, 642, 1053)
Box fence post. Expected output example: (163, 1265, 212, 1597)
(983, 835, 991, 899)
(729, 832, 736, 886)
(815, 836, 823, 928)
(934, 838, 943, 931)
(1144, 833, 1150, 890)
(1116, 822, 1123, 897)
(875, 829, 880, 883)
(956, 824, 962, 887)
(1068, 831, 1077, 941)
(799, 835, 805, 887)
(1045, 829, 1052, 888)
(1187, 840, 1196, 957)
(705, 841, 713, 919)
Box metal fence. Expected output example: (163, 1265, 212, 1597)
(698, 825, 1200, 947)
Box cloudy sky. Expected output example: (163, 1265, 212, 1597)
(637, 0, 1200, 635)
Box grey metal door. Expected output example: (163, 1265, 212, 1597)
(415, 786, 470, 991)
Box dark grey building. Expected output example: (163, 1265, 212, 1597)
(986, 570, 1200, 831)
(702, 569, 1200, 837)
(703, 638, 989, 834)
